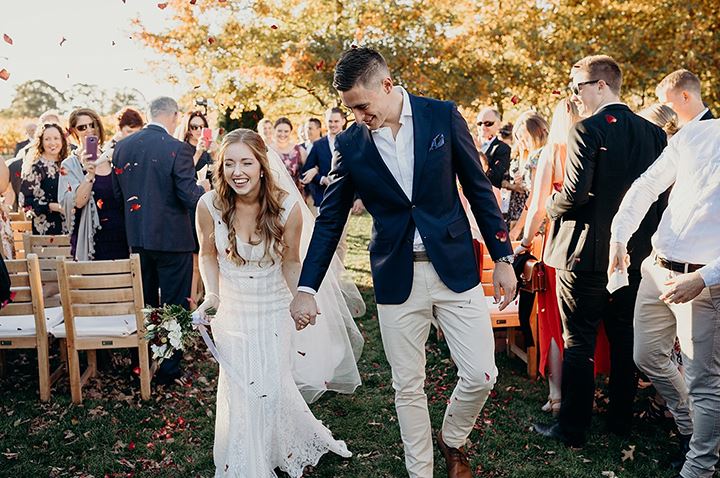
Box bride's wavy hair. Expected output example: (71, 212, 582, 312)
(212, 128, 286, 266)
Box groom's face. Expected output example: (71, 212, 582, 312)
(339, 78, 393, 131)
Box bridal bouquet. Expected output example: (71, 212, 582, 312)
(144, 304, 198, 363)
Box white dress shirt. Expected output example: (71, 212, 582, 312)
(687, 107, 709, 125)
(371, 86, 424, 251)
(146, 121, 169, 133)
(610, 119, 720, 287)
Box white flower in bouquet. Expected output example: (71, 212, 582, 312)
(151, 343, 168, 360)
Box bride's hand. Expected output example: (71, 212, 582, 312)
(290, 292, 320, 330)
(194, 292, 220, 324)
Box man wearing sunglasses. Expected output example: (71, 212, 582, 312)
(475, 107, 510, 189)
(534, 55, 667, 447)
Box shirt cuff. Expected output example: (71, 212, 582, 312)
(297, 286, 317, 296)
(697, 264, 720, 288)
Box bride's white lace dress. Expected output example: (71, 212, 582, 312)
(202, 191, 351, 477)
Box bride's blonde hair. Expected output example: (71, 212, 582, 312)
(212, 128, 286, 265)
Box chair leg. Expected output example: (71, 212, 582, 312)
(137, 344, 151, 400)
(37, 335, 51, 402)
(86, 350, 97, 379)
(0, 350, 6, 378)
(528, 298, 539, 380)
(67, 346, 83, 404)
(507, 327, 515, 357)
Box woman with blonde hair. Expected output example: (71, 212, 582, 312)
(193, 128, 363, 477)
(639, 103, 679, 138)
(256, 117, 275, 149)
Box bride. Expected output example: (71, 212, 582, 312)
(194, 128, 361, 477)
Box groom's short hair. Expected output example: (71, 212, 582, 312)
(333, 47, 390, 92)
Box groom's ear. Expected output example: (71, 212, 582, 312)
(381, 76, 394, 94)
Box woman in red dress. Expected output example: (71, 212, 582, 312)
(514, 98, 610, 416)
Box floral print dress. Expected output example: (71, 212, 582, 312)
(19, 157, 67, 235)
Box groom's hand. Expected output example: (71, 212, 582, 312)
(492, 262, 517, 311)
(290, 292, 321, 330)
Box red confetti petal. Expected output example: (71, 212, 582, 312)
(58, 167, 68, 176)
(314, 60, 325, 71)
(270, 24, 278, 30)
(114, 167, 124, 175)
(3, 34, 13, 45)
(9, 291, 16, 301)
(605, 114, 617, 124)
(132, 366, 140, 375)
(96, 199, 104, 209)
(485, 372, 491, 381)
(130, 204, 142, 212)
(0, 69, 10, 81)
(510, 95, 520, 105)
(207, 37, 215, 44)
(177, 417, 186, 426)
(59, 37, 67, 47)
(146, 442, 155, 449)
(552, 89, 561, 95)
(128, 442, 135, 451)
(189, 0, 197, 3)
(15, 171, 20, 177)
(157, 2, 168, 9)
(495, 230, 508, 242)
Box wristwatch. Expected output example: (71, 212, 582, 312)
(494, 254, 514, 265)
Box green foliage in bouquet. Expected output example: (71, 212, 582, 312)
(144, 304, 198, 363)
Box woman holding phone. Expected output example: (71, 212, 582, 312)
(19, 123, 68, 235)
(58, 108, 128, 261)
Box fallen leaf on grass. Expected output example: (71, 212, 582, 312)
(621, 444, 635, 462)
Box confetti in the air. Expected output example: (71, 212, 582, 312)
(510, 95, 520, 105)
(59, 37, 67, 47)
(0, 69, 9, 81)
(96, 199, 104, 209)
(157, 2, 169, 9)
(3, 34, 13, 45)
(130, 204, 142, 212)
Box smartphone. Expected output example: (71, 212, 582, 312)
(84, 135, 98, 162)
(201, 127, 213, 149)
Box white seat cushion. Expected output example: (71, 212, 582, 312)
(0, 307, 64, 338)
(485, 296, 519, 315)
(50, 315, 137, 339)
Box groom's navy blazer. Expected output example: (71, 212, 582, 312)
(298, 94, 512, 304)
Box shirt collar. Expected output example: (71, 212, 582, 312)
(146, 122, 169, 133)
(595, 101, 626, 114)
(371, 86, 412, 133)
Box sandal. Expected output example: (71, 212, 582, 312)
(542, 397, 562, 417)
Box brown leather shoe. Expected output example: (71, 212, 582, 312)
(437, 431, 473, 478)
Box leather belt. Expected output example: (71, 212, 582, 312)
(655, 255, 704, 274)
(413, 250, 430, 262)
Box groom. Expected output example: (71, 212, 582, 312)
(290, 47, 516, 478)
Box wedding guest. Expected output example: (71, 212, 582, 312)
(270, 117, 307, 192)
(175, 110, 214, 304)
(303, 117, 322, 152)
(14, 122, 37, 157)
(0, 160, 13, 258)
(610, 118, 720, 478)
(656, 69, 713, 126)
(514, 99, 580, 417)
(499, 122, 514, 146)
(534, 55, 666, 446)
(503, 111, 548, 240)
(639, 104, 679, 138)
(256, 118, 275, 148)
(58, 108, 128, 261)
(112, 96, 207, 385)
(19, 123, 68, 235)
(115, 107, 145, 141)
(477, 107, 511, 188)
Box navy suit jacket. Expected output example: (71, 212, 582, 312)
(300, 135, 333, 206)
(298, 94, 512, 304)
(112, 124, 204, 253)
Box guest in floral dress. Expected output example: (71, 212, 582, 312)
(19, 123, 69, 235)
(270, 117, 307, 193)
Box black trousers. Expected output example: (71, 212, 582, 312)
(555, 269, 641, 443)
(133, 248, 193, 380)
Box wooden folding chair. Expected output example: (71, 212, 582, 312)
(0, 254, 65, 401)
(55, 254, 150, 403)
(479, 240, 539, 379)
(10, 220, 32, 259)
(23, 234, 72, 300)
(8, 211, 26, 222)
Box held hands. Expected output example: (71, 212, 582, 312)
(660, 272, 706, 304)
(351, 198, 365, 215)
(300, 167, 319, 185)
(289, 292, 320, 331)
(492, 262, 517, 311)
(194, 292, 220, 324)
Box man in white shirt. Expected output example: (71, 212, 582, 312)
(656, 69, 714, 125)
(291, 47, 516, 478)
(609, 119, 720, 478)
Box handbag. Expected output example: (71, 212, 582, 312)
(519, 234, 548, 293)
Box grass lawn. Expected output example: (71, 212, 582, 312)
(0, 213, 687, 477)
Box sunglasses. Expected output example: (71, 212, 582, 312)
(569, 79, 601, 95)
(75, 122, 96, 132)
(477, 121, 495, 127)
(189, 124, 205, 131)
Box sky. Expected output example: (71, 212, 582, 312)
(0, 0, 186, 110)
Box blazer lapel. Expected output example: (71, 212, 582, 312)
(357, 125, 409, 202)
(411, 95, 432, 200)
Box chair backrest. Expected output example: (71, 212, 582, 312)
(10, 221, 32, 259)
(22, 234, 72, 308)
(57, 254, 145, 343)
(8, 211, 26, 222)
(0, 254, 49, 337)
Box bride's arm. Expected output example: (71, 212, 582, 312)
(281, 203, 303, 296)
(196, 199, 220, 314)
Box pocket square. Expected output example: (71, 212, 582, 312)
(429, 133, 445, 151)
